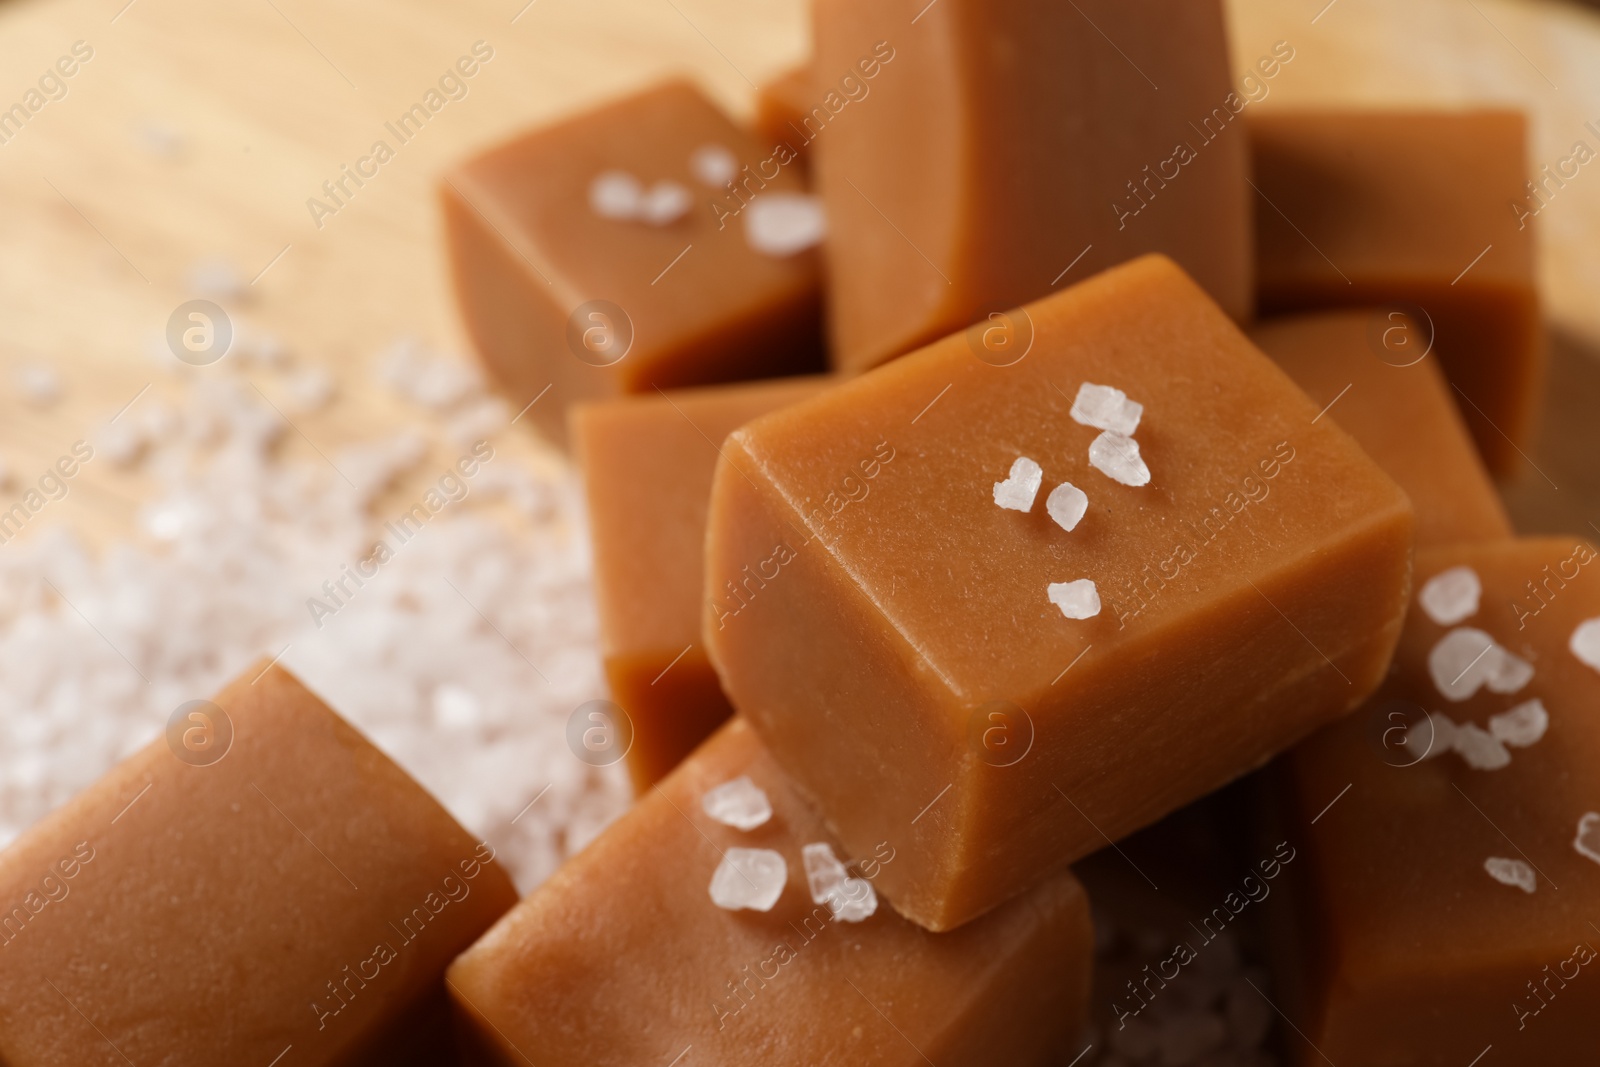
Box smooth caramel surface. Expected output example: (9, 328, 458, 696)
(447, 719, 1092, 1066)
(0, 664, 516, 1067)
(1278, 539, 1600, 1065)
(1252, 310, 1513, 549)
(813, 0, 1253, 373)
(703, 255, 1414, 931)
(1250, 109, 1543, 474)
(442, 79, 823, 446)
(753, 64, 815, 168)
(572, 376, 829, 790)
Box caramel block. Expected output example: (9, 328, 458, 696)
(1277, 538, 1600, 1065)
(702, 254, 1414, 931)
(813, 0, 1253, 373)
(0, 664, 516, 1067)
(571, 375, 829, 791)
(1251, 310, 1513, 549)
(1249, 109, 1543, 474)
(448, 719, 1092, 1066)
(753, 64, 815, 167)
(442, 80, 823, 446)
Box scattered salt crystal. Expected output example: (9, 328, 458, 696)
(95, 419, 148, 468)
(1427, 628, 1500, 701)
(801, 841, 877, 922)
(284, 366, 337, 413)
(444, 397, 509, 451)
(376, 338, 483, 412)
(185, 258, 247, 302)
(1048, 579, 1100, 620)
(1046, 482, 1088, 532)
(1088, 431, 1150, 487)
(432, 683, 482, 730)
(1483, 856, 1536, 893)
(638, 180, 692, 225)
(993, 457, 1043, 512)
(15, 364, 62, 408)
(1489, 698, 1548, 748)
(1570, 618, 1600, 674)
(1418, 566, 1481, 625)
(708, 847, 787, 911)
(700, 775, 772, 830)
(1408, 711, 1456, 761)
(689, 143, 740, 187)
(1575, 813, 1600, 865)
(1070, 382, 1143, 435)
(1485, 645, 1534, 694)
(589, 170, 642, 219)
(1452, 723, 1512, 770)
(744, 193, 826, 257)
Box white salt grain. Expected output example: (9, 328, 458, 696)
(1483, 856, 1536, 893)
(1412, 711, 1457, 761)
(993, 457, 1043, 512)
(1418, 566, 1481, 625)
(1484, 645, 1534, 695)
(1570, 618, 1600, 674)
(284, 366, 337, 413)
(95, 419, 147, 468)
(1453, 723, 1512, 771)
(1070, 382, 1143, 435)
(744, 193, 826, 257)
(1489, 698, 1548, 748)
(1427, 628, 1499, 701)
(638, 180, 692, 225)
(1049, 579, 1101, 620)
(1046, 482, 1088, 532)
(1575, 813, 1600, 865)
(709, 848, 787, 911)
(689, 143, 740, 187)
(701, 776, 772, 830)
(589, 170, 643, 220)
(1089, 431, 1150, 487)
(802, 841, 878, 923)
(15, 364, 62, 408)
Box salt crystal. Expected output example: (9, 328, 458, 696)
(1089, 431, 1150, 487)
(95, 419, 148, 468)
(993, 456, 1043, 511)
(1488, 698, 1548, 748)
(284, 366, 337, 413)
(708, 847, 786, 911)
(801, 841, 877, 922)
(1575, 813, 1600, 865)
(1483, 856, 1536, 893)
(1048, 579, 1100, 620)
(701, 776, 772, 830)
(1418, 566, 1481, 625)
(589, 170, 642, 219)
(432, 683, 482, 730)
(15, 364, 62, 408)
(1070, 382, 1143, 435)
(744, 193, 826, 257)
(1452, 723, 1512, 770)
(1408, 711, 1456, 761)
(1046, 482, 1088, 532)
(1484, 645, 1534, 694)
(689, 143, 740, 187)
(638, 181, 692, 225)
(1427, 628, 1499, 701)
(1570, 618, 1600, 674)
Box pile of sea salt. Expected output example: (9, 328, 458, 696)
(0, 331, 630, 891)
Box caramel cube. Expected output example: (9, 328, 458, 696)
(1276, 538, 1600, 1064)
(0, 664, 516, 1066)
(753, 64, 815, 168)
(702, 254, 1414, 931)
(813, 0, 1252, 373)
(1249, 109, 1543, 473)
(447, 719, 1092, 1066)
(1251, 310, 1513, 549)
(572, 376, 828, 791)
(442, 80, 823, 446)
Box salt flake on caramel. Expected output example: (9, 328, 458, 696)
(1048, 579, 1101, 620)
(993, 457, 1043, 512)
(1088, 431, 1150, 487)
(1483, 856, 1536, 893)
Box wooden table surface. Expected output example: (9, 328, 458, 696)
(1, 0, 1598, 544)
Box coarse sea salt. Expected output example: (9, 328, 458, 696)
(1575, 813, 1600, 865)
(1571, 618, 1600, 674)
(744, 193, 826, 257)
(1088, 431, 1150, 487)
(689, 143, 740, 187)
(1408, 711, 1457, 761)
(709, 847, 787, 912)
(1046, 482, 1088, 532)
(1452, 723, 1512, 771)
(1488, 698, 1548, 748)
(1070, 382, 1143, 436)
(801, 841, 877, 922)
(589, 170, 643, 220)
(1428, 628, 1532, 701)
(1418, 566, 1481, 626)
(1484, 856, 1536, 894)
(700, 775, 772, 831)
(993, 456, 1043, 512)
(637, 180, 692, 225)
(1049, 579, 1100, 620)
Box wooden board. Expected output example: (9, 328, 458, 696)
(1, 0, 1597, 543)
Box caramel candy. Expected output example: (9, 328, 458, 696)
(1277, 538, 1600, 1064)
(702, 254, 1414, 931)
(448, 719, 1092, 1066)
(571, 375, 828, 791)
(753, 64, 814, 168)
(1249, 109, 1543, 474)
(813, 0, 1253, 373)
(0, 664, 516, 1066)
(442, 79, 823, 446)
(1251, 310, 1513, 549)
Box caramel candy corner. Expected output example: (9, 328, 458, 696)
(571, 375, 829, 791)
(753, 64, 815, 166)
(1249, 108, 1543, 474)
(704, 254, 1413, 931)
(441, 78, 823, 447)
(0, 661, 517, 1067)
(447, 718, 1092, 1066)
(1277, 537, 1600, 1064)
(1251, 309, 1513, 549)
(813, 0, 1252, 373)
